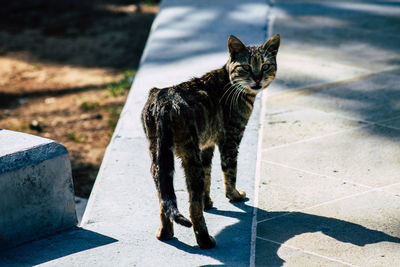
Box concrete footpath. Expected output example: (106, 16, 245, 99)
(1, 0, 400, 266)
(255, 1, 400, 266)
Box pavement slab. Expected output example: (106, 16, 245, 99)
(257, 162, 369, 222)
(262, 108, 369, 149)
(262, 124, 400, 189)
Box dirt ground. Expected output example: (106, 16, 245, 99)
(0, 0, 158, 197)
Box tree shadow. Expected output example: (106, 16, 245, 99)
(0, 0, 156, 107)
(267, 0, 400, 139)
(0, 84, 104, 108)
(0, 227, 117, 266)
(160, 201, 400, 266)
(272, 68, 400, 129)
(0, 0, 156, 70)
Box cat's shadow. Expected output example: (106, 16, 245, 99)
(162, 200, 400, 266)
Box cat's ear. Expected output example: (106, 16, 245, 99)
(228, 35, 246, 58)
(262, 34, 280, 57)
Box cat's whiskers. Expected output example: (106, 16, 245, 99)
(219, 82, 236, 104)
(227, 82, 239, 113)
(229, 84, 240, 114)
(234, 82, 247, 111)
(220, 81, 242, 114)
(231, 83, 241, 112)
(223, 86, 238, 113)
(229, 81, 245, 114)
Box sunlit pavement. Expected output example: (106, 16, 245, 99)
(255, 1, 400, 265)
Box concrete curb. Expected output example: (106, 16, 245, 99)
(0, 130, 77, 250)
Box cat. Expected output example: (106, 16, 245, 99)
(141, 34, 280, 249)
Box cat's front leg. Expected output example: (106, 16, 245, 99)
(219, 140, 246, 202)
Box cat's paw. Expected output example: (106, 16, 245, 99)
(226, 189, 246, 202)
(203, 197, 214, 210)
(197, 235, 216, 249)
(156, 226, 174, 241)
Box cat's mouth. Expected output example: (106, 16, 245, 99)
(251, 85, 262, 90)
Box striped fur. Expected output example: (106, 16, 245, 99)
(141, 34, 280, 249)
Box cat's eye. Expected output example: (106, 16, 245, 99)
(241, 65, 251, 71)
(262, 64, 270, 71)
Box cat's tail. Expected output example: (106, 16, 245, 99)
(157, 107, 192, 228)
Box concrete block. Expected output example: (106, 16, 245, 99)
(0, 129, 77, 250)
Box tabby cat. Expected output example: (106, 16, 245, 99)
(141, 34, 280, 249)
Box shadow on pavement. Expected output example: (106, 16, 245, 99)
(161, 201, 400, 266)
(159, 199, 254, 266)
(255, 210, 400, 266)
(0, 228, 117, 266)
(269, 0, 400, 138)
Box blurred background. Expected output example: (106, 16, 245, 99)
(0, 0, 159, 198)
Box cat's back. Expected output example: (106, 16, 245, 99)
(144, 76, 218, 116)
(142, 75, 223, 145)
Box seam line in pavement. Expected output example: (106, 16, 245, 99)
(261, 160, 374, 190)
(374, 122, 400, 132)
(255, 236, 358, 267)
(264, 106, 371, 125)
(262, 123, 372, 152)
(268, 66, 400, 101)
(257, 178, 400, 225)
(293, 102, 400, 127)
(377, 180, 400, 194)
(374, 114, 400, 124)
(267, 72, 376, 100)
(259, 160, 400, 220)
(262, 112, 400, 153)
(256, 188, 378, 224)
(267, 93, 400, 128)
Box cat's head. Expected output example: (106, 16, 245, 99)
(226, 34, 280, 94)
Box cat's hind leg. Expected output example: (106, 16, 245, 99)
(148, 137, 174, 240)
(201, 146, 215, 210)
(156, 206, 174, 240)
(180, 140, 216, 249)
